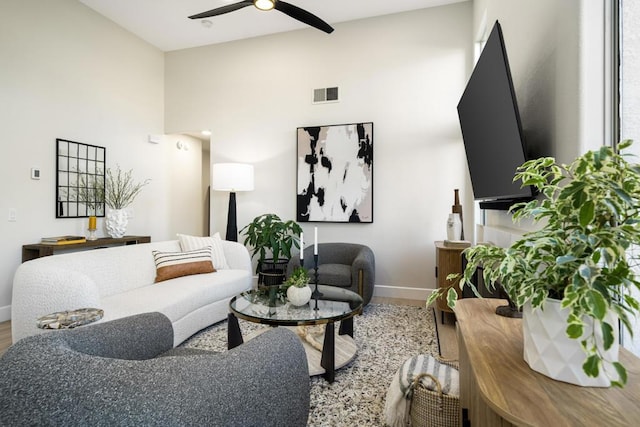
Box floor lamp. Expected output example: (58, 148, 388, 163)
(212, 163, 254, 241)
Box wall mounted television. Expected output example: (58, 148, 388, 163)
(457, 20, 535, 210)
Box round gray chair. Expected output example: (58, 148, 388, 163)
(288, 242, 375, 306)
(0, 312, 310, 426)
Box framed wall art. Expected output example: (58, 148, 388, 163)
(56, 138, 106, 218)
(296, 122, 373, 223)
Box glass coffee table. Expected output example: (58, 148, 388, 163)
(228, 285, 363, 383)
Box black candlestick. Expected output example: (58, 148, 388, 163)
(311, 254, 323, 301)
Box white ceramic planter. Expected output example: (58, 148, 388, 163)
(287, 285, 312, 307)
(522, 299, 619, 387)
(105, 208, 128, 238)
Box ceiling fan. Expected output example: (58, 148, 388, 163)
(188, 0, 334, 34)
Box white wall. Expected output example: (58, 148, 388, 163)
(165, 3, 474, 298)
(165, 133, 205, 237)
(0, 0, 196, 321)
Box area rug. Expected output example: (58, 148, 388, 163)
(180, 304, 438, 426)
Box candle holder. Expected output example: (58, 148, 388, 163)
(311, 254, 323, 301)
(87, 216, 98, 241)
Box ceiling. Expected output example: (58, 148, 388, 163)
(79, 0, 466, 52)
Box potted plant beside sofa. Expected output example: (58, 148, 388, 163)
(240, 213, 303, 286)
(428, 140, 640, 388)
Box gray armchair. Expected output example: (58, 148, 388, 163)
(0, 312, 310, 426)
(288, 242, 375, 306)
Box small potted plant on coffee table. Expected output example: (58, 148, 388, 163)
(284, 267, 312, 306)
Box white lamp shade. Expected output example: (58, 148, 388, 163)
(212, 163, 254, 192)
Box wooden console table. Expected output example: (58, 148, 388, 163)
(22, 236, 151, 262)
(455, 299, 640, 426)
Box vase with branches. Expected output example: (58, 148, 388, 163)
(104, 165, 150, 238)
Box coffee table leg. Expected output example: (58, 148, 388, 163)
(227, 312, 244, 350)
(321, 322, 336, 383)
(339, 316, 354, 337)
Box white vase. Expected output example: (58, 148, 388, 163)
(105, 208, 128, 238)
(522, 299, 619, 387)
(287, 285, 312, 307)
(446, 213, 462, 241)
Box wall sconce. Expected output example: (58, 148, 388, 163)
(212, 163, 254, 241)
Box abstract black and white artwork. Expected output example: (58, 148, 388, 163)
(297, 122, 373, 223)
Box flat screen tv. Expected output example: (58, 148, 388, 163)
(457, 21, 534, 210)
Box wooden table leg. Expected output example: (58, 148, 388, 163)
(227, 312, 244, 350)
(321, 321, 335, 383)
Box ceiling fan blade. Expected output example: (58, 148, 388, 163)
(188, 1, 253, 19)
(274, 1, 334, 34)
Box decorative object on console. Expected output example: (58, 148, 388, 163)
(77, 172, 104, 239)
(56, 138, 106, 219)
(429, 141, 640, 387)
(297, 122, 373, 223)
(41, 235, 86, 245)
(211, 163, 254, 241)
(240, 213, 303, 286)
(104, 165, 150, 238)
(87, 215, 97, 240)
(446, 213, 462, 241)
(451, 188, 464, 239)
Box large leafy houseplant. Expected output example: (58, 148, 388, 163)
(429, 140, 640, 387)
(240, 213, 303, 277)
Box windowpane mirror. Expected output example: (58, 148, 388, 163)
(56, 139, 106, 218)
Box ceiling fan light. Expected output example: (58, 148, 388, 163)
(254, 0, 275, 11)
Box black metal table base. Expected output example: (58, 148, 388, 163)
(227, 312, 354, 383)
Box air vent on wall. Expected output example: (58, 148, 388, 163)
(313, 86, 339, 104)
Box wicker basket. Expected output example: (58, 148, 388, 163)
(408, 359, 460, 427)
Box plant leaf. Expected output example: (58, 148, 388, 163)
(583, 354, 600, 378)
(446, 287, 458, 309)
(613, 361, 628, 386)
(579, 200, 595, 227)
(601, 321, 614, 350)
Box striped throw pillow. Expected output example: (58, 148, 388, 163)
(177, 232, 229, 270)
(152, 247, 215, 283)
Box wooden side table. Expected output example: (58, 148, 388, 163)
(434, 240, 470, 323)
(22, 235, 151, 262)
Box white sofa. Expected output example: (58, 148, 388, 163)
(11, 239, 252, 345)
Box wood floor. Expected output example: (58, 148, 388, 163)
(0, 320, 10, 357)
(0, 298, 458, 359)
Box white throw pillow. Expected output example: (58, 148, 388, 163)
(177, 232, 230, 270)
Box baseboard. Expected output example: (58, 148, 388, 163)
(373, 285, 434, 301)
(0, 305, 10, 322)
